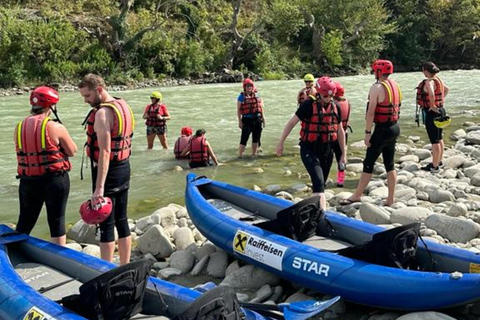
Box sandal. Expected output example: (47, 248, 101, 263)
(339, 198, 360, 206)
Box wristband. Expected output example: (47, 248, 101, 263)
(365, 130, 372, 134)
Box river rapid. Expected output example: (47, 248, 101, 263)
(1, 70, 479, 238)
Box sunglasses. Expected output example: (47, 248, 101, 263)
(305, 81, 313, 83)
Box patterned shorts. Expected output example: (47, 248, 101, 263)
(146, 125, 166, 135)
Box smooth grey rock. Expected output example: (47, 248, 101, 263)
(196, 242, 217, 261)
(207, 251, 229, 278)
(82, 245, 100, 258)
(396, 311, 455, 320)
(190, 255, 209, 276)
(275, 191, 293, 200)
(465, 131, 480, 144)
(359, 203, 391, 225)
(450, 129, 467, 141)
(399, 155, 419, 163)
(249, 284, 272, 303)
(264, 184, 282, 195)
(169, 250, 195, 274)
(173, 227, 195, 251)
(413, 149, 431, 160)
(157, 267, 183, 279)
(346, 163, 364, 173)
(67, 221, 98, 244)
(287, 184, 309, 194)
(269, 286, 283, 302)
(447, 203, 468, 217)
(367, 312, 402, 320)
(425, 214, 480, 243)
(225, 260, 241, 276)
(65, 242, 82, 252)
(137, 225, 174, 258)
(425, 188, 455, 203)
(391, 207, 432, 224)
(221, 265, 280, 289)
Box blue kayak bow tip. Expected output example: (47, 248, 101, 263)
(280, 296, 341, 320)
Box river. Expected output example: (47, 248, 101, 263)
(1, 70, 479, 238)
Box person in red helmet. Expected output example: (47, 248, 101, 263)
(341, 59, 402, 206)
(174, 126, 193, 159)
(276, 76, 346, 211)
(79, 74, 134, 265)
(180, 129, 219, 168)
(14, 86, 77, 246)
(332, 81, 351, 187)
(237, 78, 265, 157)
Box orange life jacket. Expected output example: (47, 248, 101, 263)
(300, 99, 341, 143)
(372, 79, 402, 124)
(239, 92, 262, 116)
(336, 99, 351, 130)
(298, 87, 316, 104)
(416, 76, 444, 108)
(85, 99, 135, 163)
(174, 136, 191, 159)
(189, 136, 209, 163)
(145, 103, 168, 126)
(15, 115, 71, 176)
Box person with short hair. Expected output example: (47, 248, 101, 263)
(143, 91, 171, 149)
(14, 86, 77, 245)
(341, 60, 402, 206)
(417, 61, 450, 172)
(79, 74, 134, 265)
(180, 129, 219, 168)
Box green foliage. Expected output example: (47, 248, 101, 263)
(321, 30, 344, 67)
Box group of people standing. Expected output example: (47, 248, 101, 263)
(13, 60, 449, 265)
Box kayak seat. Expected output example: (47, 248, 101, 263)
(255, 196, 324, 242)
(58, 260, 153, 320)
(336, 223, 421, 269)
(303, 236, 352, 251)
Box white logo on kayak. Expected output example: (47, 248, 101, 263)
(233, 230, 287, 271)
(292, 257, 330, 277)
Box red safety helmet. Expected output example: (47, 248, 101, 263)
(79, 197, 113, 225)
(334, 81, 345, 98)
(315, 77, 336, 97)
(181, 126, 193, 136)
(243, 78, 254, 90)
(372, 59, 394, 78)
(30, 86, 59, 108)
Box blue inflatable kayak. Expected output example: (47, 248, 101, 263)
(185, 173, 480, 310)
(0, 224, 335, 320)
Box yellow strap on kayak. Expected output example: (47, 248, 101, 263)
(16, 120, 24, 150)
(40, 117, 50, 149)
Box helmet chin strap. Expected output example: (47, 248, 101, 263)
(50, 105, 63, 124)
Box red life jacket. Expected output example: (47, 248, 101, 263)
(300, 99, 341, 143)
(336, 99, 351, 130)
(15, 115, 71, 176)
(189, 136, 209, 163)
(174, 136, 191, 159)
(145, 103, 168, 126)
(372, 79, 402, 124)
(85, 99, 135, 163)
(416, 76, 444, 108)
(298, 87, 316, 104)
(239, 92, 262, 116)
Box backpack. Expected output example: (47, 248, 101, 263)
(171, 285, 245, 320)
(59, 260, 153, 320)
(255, 196, 324, 242)
(337, 223, 421, 269)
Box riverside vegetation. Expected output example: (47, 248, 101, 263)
(1, 0, 479, 88)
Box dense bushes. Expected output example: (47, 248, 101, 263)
(0, 0, 479, 87)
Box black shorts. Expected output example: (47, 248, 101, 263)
(424, 109, 443, 144)
(146, 125, 166, 135)
(92, 160, 131, 242)
(240, 116, 262, 145)
(363, 123, 400, 174)
(300, 142, 334, 193)
(16, 172, 70, 238)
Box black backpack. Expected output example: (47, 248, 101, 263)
(337, 223, 421, 269)
(171, 285, 245, 320)
(255, 196, 324, 242)
(59, 260, 153, 320)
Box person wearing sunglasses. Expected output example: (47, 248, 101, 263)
(297, 73, 317, 105)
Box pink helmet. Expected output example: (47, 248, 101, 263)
(372, 59, 394, 78)
(315, 77, 336, 97)
(30, 86, 59, 108)
(79, 197, 113, 225)
(334, 81, 345, 98)
(243, 78, 254, 90)
(181, 126, 193, 136)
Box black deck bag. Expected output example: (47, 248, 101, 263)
(59, 260, 153, 320)
(171, 285, 245, 320)
(337, 223, 421, 269)
(255, 196, 324, 242)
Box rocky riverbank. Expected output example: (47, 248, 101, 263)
(0, 69, 261, 97)
(62, 121, 480, 320)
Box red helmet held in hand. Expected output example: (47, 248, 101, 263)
(79, 197, 113, 225)
(372, 59, 394, 78)
(334, 81, 345, 98)
(315, 77, 336, 97)
(30, 86, 59, 109)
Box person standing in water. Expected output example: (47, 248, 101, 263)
(143, 91, 171, 149)
(341, 60, 402, 206)
(297, 73, 317, 105)
(14, 86, 77, 245)
(417, 61, 449, 172)
(332, 81, 351, 187)
(237, 79, 265, 157)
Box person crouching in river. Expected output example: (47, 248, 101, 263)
(237, 79, 265, 158)
(276, 76, 346, 210)
(143, 91, 171, 150)
(174, 126, 193, 159)
(181, 129, 219, 168)
(417, 61, 450, 173)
